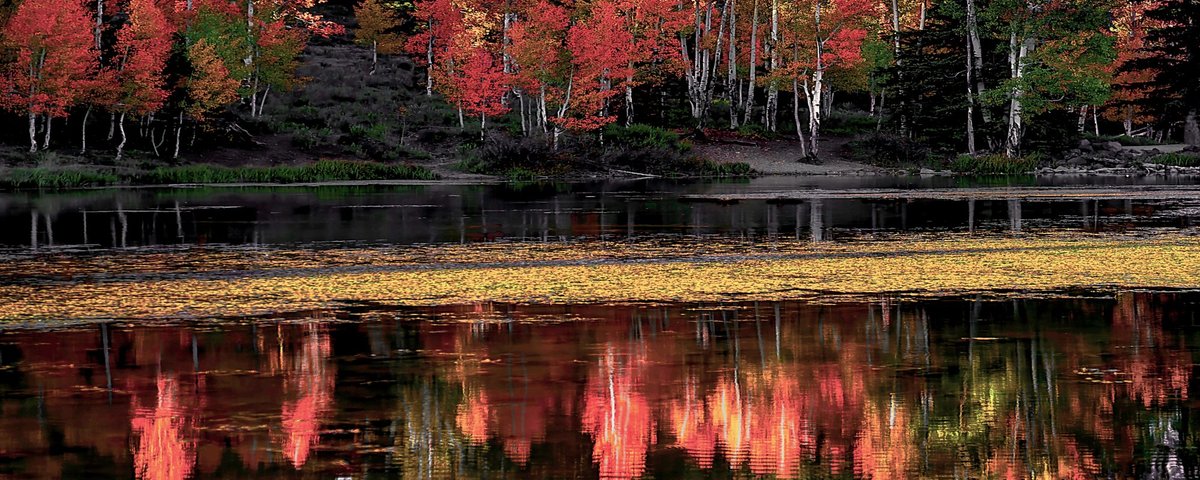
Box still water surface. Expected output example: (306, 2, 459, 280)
(1, 294, 1198, 478)
(3, 176, 1200, 251)
(1, 177, 1199, 479)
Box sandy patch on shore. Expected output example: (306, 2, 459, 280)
(696, 136, 883, 175)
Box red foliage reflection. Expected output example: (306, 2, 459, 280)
(130, 375, 195, 480)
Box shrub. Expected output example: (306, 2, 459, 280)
(470, 135, 565, 175)
(604, 124, 691, 153)
(823, 113, 878, 136)
(395, 145, 433, 160)
(143, 159, 438, 184)
(503, 167, 540, 182)
(735, 123, 774, 140)
(348, 122, 390, 141)
(291, 127, 324, 149)
(848, 133, 932, 167)
(949, 153, 1041, 174)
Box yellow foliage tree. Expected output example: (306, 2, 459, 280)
(354, 0, 405, 74)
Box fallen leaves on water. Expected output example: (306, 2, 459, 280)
(2, 234, 1200, 321)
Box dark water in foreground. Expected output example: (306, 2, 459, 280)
(2, 293, 1199, 479)
(3, 177, 1200, 479)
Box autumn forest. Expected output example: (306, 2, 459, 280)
(0, 0, 1196, 177)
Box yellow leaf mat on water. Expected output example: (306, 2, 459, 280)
(2, 233, 1198, 321)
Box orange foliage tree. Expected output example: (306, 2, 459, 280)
(354, 0, 405, 74)
(111, 0, 174, 159)
(0, 0, 97, 152)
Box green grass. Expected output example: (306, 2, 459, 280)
(502, 167, 540, 182)
(734, 124, 777, 140)
(604, 124, 692, 153)
(949, 154, 1041, 174)
(1083, 133, 1161, 147)
(1147, 152, 1200, 167)
(0, 168, 121, 189)
(697, 160, 754, 177)
(349, 122, 391, 141)
(142, 160, 438, 184)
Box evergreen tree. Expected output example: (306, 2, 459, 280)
(1125, 0, 1200, 145)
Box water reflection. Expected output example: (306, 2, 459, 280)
(5, 180, 1200, 252)
(0, 292, 1197, 478)
(130, 375, 195, 480)
(276, 324, 334, 469)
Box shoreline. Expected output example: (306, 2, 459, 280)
(2, 137, 1198, 191)
(3, 164, 1200, 192)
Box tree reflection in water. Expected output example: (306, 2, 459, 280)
(275, 324, 335, 469)
(0, 292, 1197, 478)
(130, 375, 195, 480)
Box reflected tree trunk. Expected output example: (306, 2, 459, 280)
(30, 210, 38, 250)
(101, 323, 112, 402)
(968, 199, 975, 233)
(1008, 199, 1022, 232)
(810, 199, 824, 242)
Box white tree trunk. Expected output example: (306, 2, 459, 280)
(116, 112, 127, 160)
(792, 77, 808, 157)
(764, 0, 778, 131)
(807, 0, 823, 155)
(173, 112, 183, 159)
(95, 0, 103, 50)
(370, 40, 378, 75)
(743, 0, 759, 125)
(42, 115, 51, 150)
(425, 20, 435, 96)
(1004, 32, 1031, 158)
(967, 0, 987, 123)
(625, 81, 634, 127)
(965, 36, 976, 155)
(28, 111, 37, 153)
(81, 106, 91, 155)
(808, 70, 823, 155)
(552, 77, 573, 150)
(678, 0, 725, 126)
(540, 85, 549, 133)
(257, 85, 269, 116)
(727, 0, 738, 129)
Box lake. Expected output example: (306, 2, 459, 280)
(1, 176, 1199, 479)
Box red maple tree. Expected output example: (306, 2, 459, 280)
(557, 0, 636, 133)
(452, 48, 510, 138)
(0, 0, 98, 152)
(111, 0, 174, 158)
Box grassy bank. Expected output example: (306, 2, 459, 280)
(948, 154, 1041, 174)
(0, 159, 439, 189)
